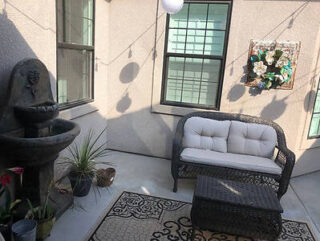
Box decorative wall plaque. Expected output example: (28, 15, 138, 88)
(246, 40, 301, 90)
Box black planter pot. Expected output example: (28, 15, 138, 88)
(0, 220, 12, 241)
(68, 173, 93, 197)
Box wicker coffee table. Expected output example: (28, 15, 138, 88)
(191, 176, 283, 240)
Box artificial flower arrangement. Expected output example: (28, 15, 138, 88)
(248, 49, 293, 90)
(246, 40, 300, 90)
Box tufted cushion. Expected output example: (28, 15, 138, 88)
(227, 121, 277, 158)
(183, 117, 231, 153)
(180, 148, 282, 175)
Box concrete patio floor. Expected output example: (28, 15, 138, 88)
(48, 151, 320, 241)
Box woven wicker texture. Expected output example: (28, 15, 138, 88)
(172, 111, 295, 199)
(191, 176, 283, 240)
(195, 175, 283, 212)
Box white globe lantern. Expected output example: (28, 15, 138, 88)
(161, 0, 184, 14)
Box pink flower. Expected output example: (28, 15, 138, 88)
(0, 174, 12, 187)
(8, 167, 24, 175)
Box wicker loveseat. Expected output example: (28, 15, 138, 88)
(172, 112, 295, 199)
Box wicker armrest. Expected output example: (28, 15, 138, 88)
(275, 145, 295, 198)
(171, 119, 184, 173)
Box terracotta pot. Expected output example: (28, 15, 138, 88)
(36, 216, 56, 240)
(96, 168, 116, 187)
(68, 173, 93, 197)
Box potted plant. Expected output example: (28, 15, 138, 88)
(25, 182, 55, 240)
(0, 167, 24, 241)
(62, 129, 111, 197)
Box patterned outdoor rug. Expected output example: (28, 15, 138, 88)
(86, 191, 316, 241)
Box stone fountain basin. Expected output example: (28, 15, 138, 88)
(14, 101, 59, 124)
(0, 119, 80, 166)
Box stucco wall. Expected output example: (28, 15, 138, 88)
(106, 0, 320, 176)
(1, 0, 320, 177)
(0, 0, 110, 175)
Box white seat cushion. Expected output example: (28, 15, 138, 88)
(180, 148, 282, 175)
(227, 121, 277, 158)
(183, 117, 231, 153)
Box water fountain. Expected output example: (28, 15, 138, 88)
(0, 58, 80, 216)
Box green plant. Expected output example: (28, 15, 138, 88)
(0, 167, 24, 224)
(26, 182, 54, 221)
(62, 128, 111, 179)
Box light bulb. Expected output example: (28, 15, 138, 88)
(161, 0, 184, 14)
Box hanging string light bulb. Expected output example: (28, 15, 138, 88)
(161, 0, 184, 14)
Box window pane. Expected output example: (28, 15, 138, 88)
(188, 4, 208, 29)
(185, 30, 205, 54)
(164, 57, 221, 107)
(204, 31, 225, 56)
(62, 0, 94, 46)
(207, 4, 229, 30)
(168, 29, 186, 54)
(309, 114, 320, 137)
(57, 48, 92, 104)
(57, 0, 64, 43)
(166, 79, 182, 102)
(199, 82, 219, 105)
(313, 92, 320, 113)
(202, 59, 221, 82)
(184, 58, 202, 81)
(169, 4, 189, 28)
(167, 57, 184, 79)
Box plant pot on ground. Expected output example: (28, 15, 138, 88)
(61, 128, 112, 197)
(96, 168, 116, 187)
(26, 182, 55, 240)
(68, 172, 93, 197)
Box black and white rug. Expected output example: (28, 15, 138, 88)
(87, 191, 316, 241)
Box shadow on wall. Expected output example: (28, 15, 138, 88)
(116, 93, 132, 113)
(0, 8, 38, 168)
(120, 62, 140, 83)
(0, 10, 37, 115)
(107, 106, 177, 159)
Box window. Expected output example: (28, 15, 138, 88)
(57, 0, 94, 108)
(161, 1, 231, 110)
(309, 77, 320, 138)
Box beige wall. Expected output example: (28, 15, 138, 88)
(106, 0, 320, 176)
(0, 0, 110, 174)
(1, 0, 320, 177)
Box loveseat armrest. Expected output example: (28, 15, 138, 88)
(275, 145, 295, 198)
(172, 119, 184, 170)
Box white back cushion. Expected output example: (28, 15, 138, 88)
(227, 121, 277, 158)
(183, 117, 231, 153)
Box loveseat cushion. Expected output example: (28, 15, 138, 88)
(227, 121, 277, 158)
(183, 117, 231, 153)
(180, 148, 282, 175)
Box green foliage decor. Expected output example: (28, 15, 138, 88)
(248, 49, 293, 90)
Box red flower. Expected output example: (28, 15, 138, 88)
(8, 167, 24, 175)
(0, 174, 12, 187)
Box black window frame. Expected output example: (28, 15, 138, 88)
(160, 0, 232, 110)
(56, 0, 95, 110)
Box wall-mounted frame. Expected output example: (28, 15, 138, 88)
(246, 40, 301, 90)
